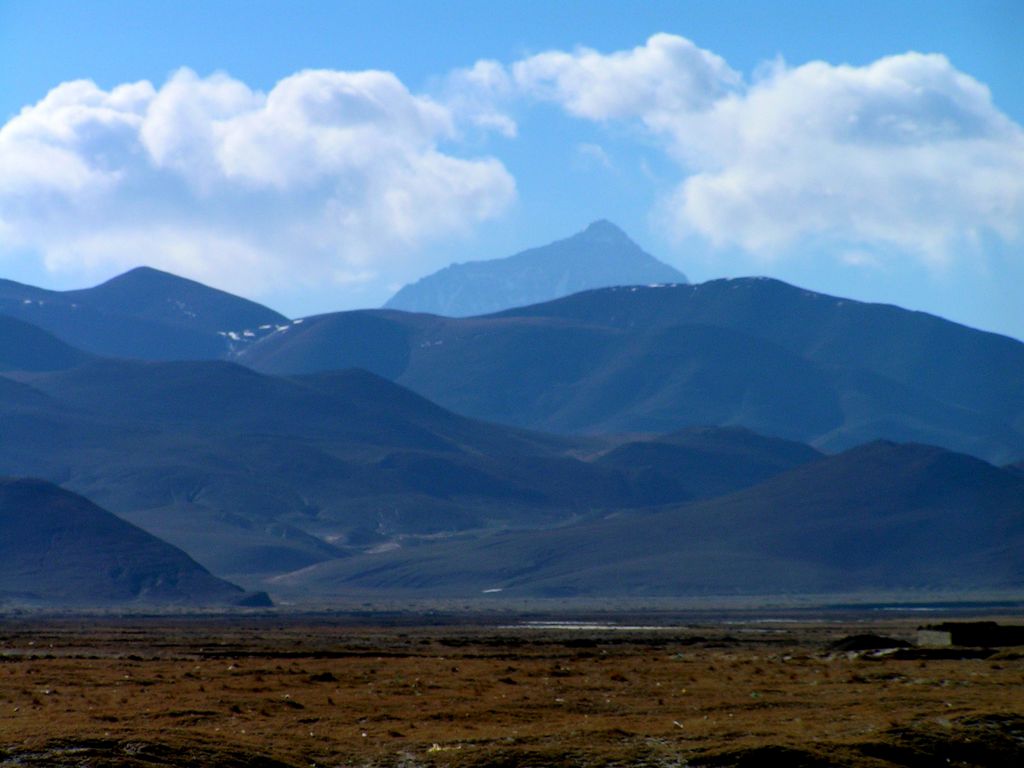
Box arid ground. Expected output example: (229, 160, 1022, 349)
(1, 613, 1022, 767)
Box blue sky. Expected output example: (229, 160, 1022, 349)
(1, 0, 1022, 339)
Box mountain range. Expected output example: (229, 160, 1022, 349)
(384, 220, 687, 316)
(271, 440, 1024, 598)
(0, 340, 827, 582)
(239, 278, 1024, 465)
(0, 221, 1021, 605)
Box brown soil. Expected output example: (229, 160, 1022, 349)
(1, 616, 1022, 767)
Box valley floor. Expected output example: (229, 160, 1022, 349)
(0, 614, 1022, 767)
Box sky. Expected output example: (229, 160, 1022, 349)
(1, 0, 1022, 339)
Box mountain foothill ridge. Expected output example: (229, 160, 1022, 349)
(1, 219, 1021, 604)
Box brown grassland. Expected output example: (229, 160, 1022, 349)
(0, 614, 1022, 767)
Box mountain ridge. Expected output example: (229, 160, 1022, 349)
(272, 440, 1024, 598)
(239, 278, 1024, 464)
(1, 350, 829, 580)
(0, 266, 287, 361)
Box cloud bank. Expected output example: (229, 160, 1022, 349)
(0, 68, 515, 294)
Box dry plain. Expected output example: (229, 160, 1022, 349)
(0, 613, 1022, 767)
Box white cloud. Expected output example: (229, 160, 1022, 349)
(506, 36, 1024, 267)
(0, 67, 515, 295)
(442, 60, 518, 138)
(513, 33, 740, 121)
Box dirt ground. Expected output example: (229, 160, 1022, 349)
(0, 614, 1022, 767)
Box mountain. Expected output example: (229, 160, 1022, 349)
(384, 220, 686, 317)
(496, 277, 1024, 431)
(594, 426, 823, 503)
(0, 351, 821, 582)
(0, 358, 609, 577)
(0, 478, 255, 606)
(237, 279, 1024, 464)
(0, 314, 91, 372)
(3, 315, 1019, 603)
(272, 441, 1024, 598)
(0, 267, 288, 360)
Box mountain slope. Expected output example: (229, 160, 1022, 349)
(1, 356, 828, 581)
(274, 441, 1024, 598)
(64, 266, 286, 333)
(498, 278, 1024, 431)
(0, 314, 92, 372)
(595, 426, 823, 502)
(238, 279, 1024, 463)
(384, 220, 686, 316)
(0, 360, 624, 577)
(0, 478, 251, 605)
(0, 267, 287, 360)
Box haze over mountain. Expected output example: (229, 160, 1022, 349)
(0, 266, 287, 361)
(384, 220, 686, 317)
(240, 279, 1024, 464)
(273, 441, 1024, 598)
(0, 478, 253, 606)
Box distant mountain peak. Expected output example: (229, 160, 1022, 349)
(384, 221, 687, 317)
(581, 218, 627, 237)
(109, 265, 169, 279)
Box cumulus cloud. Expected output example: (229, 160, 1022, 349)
(443, 60, 518, 138)
(507, 36, 1024, 267)
(513, 33, 741, 121)
(0, 67, 515, 295)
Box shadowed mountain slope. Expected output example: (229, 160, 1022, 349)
(238, 280, 1024, 463)
(1, 360, 586, 576)
(2, 316, 1019, 602)
(0, 267, 287, 360)
(0, 349, 825, 581)
(0, 478, 251, 605)
(595, 426, 823, 503)
(384, 220, 686, 317)
(0, 314, 92, 372)
(273, 442, 1024, 598)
